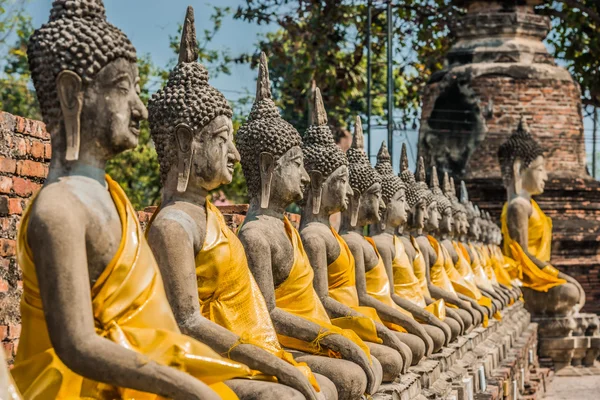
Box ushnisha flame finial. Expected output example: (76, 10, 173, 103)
(178, 6, 198, 64)
(312, 87, 328, 126)
(431, 166, 440, 189)
(256, 51, 272, 102)
(400, 142, 409, 173)
(460, 180, 469, 204)
(352, 116, 365, 151)
(415, 156, 426, 183)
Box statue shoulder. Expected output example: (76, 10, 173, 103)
(507, 196, 532, 219)
(148, 205, 202, 253)
(399, 236, 416, 261)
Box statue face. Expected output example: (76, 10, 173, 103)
(425, 201, 440, 231)
(80, 58, 147, 157)
(358, 182, 383, 224)
(322, 165, 350, 213)
(271, 146, 310, 205)
(521, 155, 547, 195)
(190, 116, 238, 191)
(385, 188, 408, 228)
(469, 217, 481, 240)
(457, 212, 469, 236)
(411, 199, 427, 230)
(439, 208, 454, 235)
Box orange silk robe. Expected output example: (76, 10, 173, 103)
(501, 200, 566, 292)
(13, 176, 249, 400)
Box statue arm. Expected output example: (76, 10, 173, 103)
(348, 240, 434, 356)
(239, 227, 377, 393)
(375, 237, 451, 342)
(148, 218, 318, 400)
(508, 200, 547, 269)
(28, 198, 220, 400)
(302, 233, 364, 319)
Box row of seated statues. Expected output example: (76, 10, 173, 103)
(3, 1, 587, 399)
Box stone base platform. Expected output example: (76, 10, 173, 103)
(373, 302, 542, 400)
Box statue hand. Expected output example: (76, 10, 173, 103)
(429, 317, 452, 346)
(375, 323, 410, 373)
(275, 363, 319, 400)
(321, 333, 378, 394)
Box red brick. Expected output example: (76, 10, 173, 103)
(0, 239, 15, 257)
(0, 258, 9, 272)
(14, 116, 26, 134)
(17, 160, 46, 178)
(8, 198, 22, 215)
(12, 177, 40, 197)
(0, 325, 7, 340)
(0, 277, 8, 292)
(44, 143, 52, 160)
(0, 157, 16, 173)
(0, 176, 12, 194)
(8, 324, 21, 340)
(30, 141, 45, 159)
(13, 137, 26, 157)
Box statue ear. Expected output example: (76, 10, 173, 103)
(309, 170, 324, 215)
(259, 152, 275, 209)
(56, 71, 84, 161)
(349, 188, 361, 227)
(512, 158, 522, 195)
(175, 123, 194, 193)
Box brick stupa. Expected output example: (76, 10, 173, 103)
(417, 0, 600, 313)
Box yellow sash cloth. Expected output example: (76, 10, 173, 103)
(12, 176, 249, 400)
(488, 244, 514, 288)
(363, 238, 411, 332)
(427, 236, 457, 295)
(501, 200, 566, 292)
(467, 242, 496, 292)
(327, 228, 383, 344)
(274, 218, 372, 362)
(451, 241, 483, 300)
(145, 201, 319, 391)
(391, 236, 427, 308)
(410, 236, 432, 298)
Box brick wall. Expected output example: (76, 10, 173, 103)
(0, 112, 50, 365)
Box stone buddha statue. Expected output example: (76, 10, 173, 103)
(457, 182, 508, 312)
(399, 151, 476, 334)
(0, 350, 21, 399)
(298, 87, 409, 381)
(338, 120, 435, 365)
(145, 8, 332, 400)
(236, 52, 380, 400)
(369, 142, 455, 349)
(428, 167, 487, 326)
(498, 119, 584, 316)
(13, 1, 251, 399)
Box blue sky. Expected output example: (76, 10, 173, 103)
(22, 0, 598, 173)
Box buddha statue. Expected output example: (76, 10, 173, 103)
(369, 142, 455, 349)
(145, 8, 333, 400)
(457, 182, 508, 312)
(498, 119, 584, 316)
(13, 1, 251, 399)
(236, 52, 380, 400)
(427, 167, 487, 326)
(298, 87, 409, 381)
(338, 120, 435, 365)
(398, 151, 476, 334)
(439, 175, 494, 321)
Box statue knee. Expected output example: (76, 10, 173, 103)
(394, 332, 425, 365)
(367, 342, 403, 382)
(314, 373, 338, 400)
(295, 356, 367, 400)
(444, 317, 461, 341)
(456, 308, 474, 332)
(422, 324, 445, 353)
(225, 379, 305, 400)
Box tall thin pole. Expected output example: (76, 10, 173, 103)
(366, 1, 372, 161)
(387, 0, 394, 162)
(593, 106, 597, 178)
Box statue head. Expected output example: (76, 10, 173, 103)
(443, 175, 468, 238)
(460, 181, 481, 241)
(399, 145, 430, 232)
(375, 141, 407, 229)
(301, 86, 349, 216)
(498, 117, 547, 197)
(149, 6, 237, 194)
(430, 166, 453, 236)
(414, 157, 439, 233)
(347, 117, 383, 227)
(28, 0, 146, 163)
(237, 52, 308, 210)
